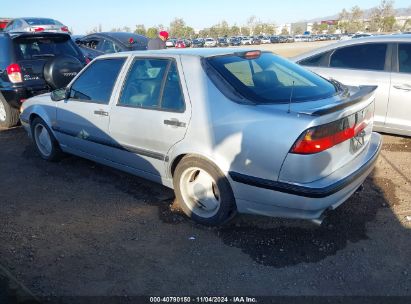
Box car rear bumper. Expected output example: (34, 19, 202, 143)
(228, 132, 382, 220)
(2, 86, 49, 109)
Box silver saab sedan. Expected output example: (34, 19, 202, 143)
(20, 48, 382, 226)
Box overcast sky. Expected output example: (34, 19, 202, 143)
(3, 0, 411, 34)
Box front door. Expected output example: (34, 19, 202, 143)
(385, 43, 411, 135)
(55, 57, 127, 157)
(109, 57, 191, 180)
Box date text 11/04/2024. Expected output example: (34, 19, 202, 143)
(149, 297, 258, 303)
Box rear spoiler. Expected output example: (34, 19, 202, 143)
(300, 85, 378, 116)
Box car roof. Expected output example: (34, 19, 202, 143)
(97, 47, 262, 59)
(293, 34, 411, 61)
(83, 32, 147, 42)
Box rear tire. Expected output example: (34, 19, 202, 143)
(0, 95, 20, 128)
(173, 155, 237, 226)
(31, 117, 63, 161)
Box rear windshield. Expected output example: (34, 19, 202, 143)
(206, 52, 337, 104)
(14, 36, 84, 61)
(24, 18, 60, 26)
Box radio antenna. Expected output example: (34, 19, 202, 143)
(287, 81, 295, 114)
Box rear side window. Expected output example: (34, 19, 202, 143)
(14, 36, 84, 61)
(70, 58, 126, 104)
(330, 43, 387, 71)
(298, 52, 330, 67)
(398, 44, 411, 74)
(207, 52, 337, 104)
(119, 58, 185, 112)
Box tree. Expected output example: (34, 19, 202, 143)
(293, 26, 304, 35)
(169, 17, 185, 37)
(349, 6, 364, 32)
(246, 15, 258, 35)
(281, 27, 289, 35)
(369, 0, 396, 32)
(312, 22, 320, 34)
(319, 23, 329, 33)
(240, 26, 250, 36)
(146, 27, 158, 39)
(134, 24, 146, 36)
(230, 25, 240, 36)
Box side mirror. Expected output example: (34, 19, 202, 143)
(50, 88, 68, 102)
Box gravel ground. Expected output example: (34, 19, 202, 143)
(0, 126, 410, 301)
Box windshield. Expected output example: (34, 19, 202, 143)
(206, 52, 337, 104)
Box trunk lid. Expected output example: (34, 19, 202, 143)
(12, 33, 84, 88)
(277, 85, 377, 184)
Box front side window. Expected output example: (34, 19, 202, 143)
(398, 44, 411, 74)
(70, 58, 126, 104)
(207, 52, 337, 104)
(330, 43, 387, 71)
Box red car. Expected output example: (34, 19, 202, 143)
(175, 40, 186, 48)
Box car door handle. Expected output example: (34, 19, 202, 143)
(94, 110, 109, 116)
(393, 84, 411, 91)
(164, 119, 186, 128)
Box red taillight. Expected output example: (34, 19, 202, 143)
(128, 38, 134, 44)
(33, 27, 45, 32)
(85, 57, 91, 64)
(61, 26, 69, 32)
(291, 105, 373, 154)
(6, 63, 23, 83)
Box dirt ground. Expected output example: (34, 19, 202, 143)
(1, 42, 410, 303)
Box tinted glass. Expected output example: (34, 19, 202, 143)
(99, 39, 121, 53)
(25, 18, 57, 25)
(161, 62, 185, 112)
(119, 58, 169, 108)
(330, 43, 387, 71)
(398, 43, 411, 74)
(14, 36, 84, 61)
(70, 58, 125, 104)
(299, 52, 329, 67)
(207, 52, 337, 104)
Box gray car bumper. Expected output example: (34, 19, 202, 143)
(229, 132, 382, 220)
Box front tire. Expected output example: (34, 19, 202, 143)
(31, 117, 62, 161)
(0, 95, 20, 128)
(173, 155, 237, 226)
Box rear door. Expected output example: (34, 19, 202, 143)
(55, 57, 126, 156)
(385, 43, 411, 135)
(108, 56, 191, 179)
(299, 43, 391, 129)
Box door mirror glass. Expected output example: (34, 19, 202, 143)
(50, 88, 67, 101)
